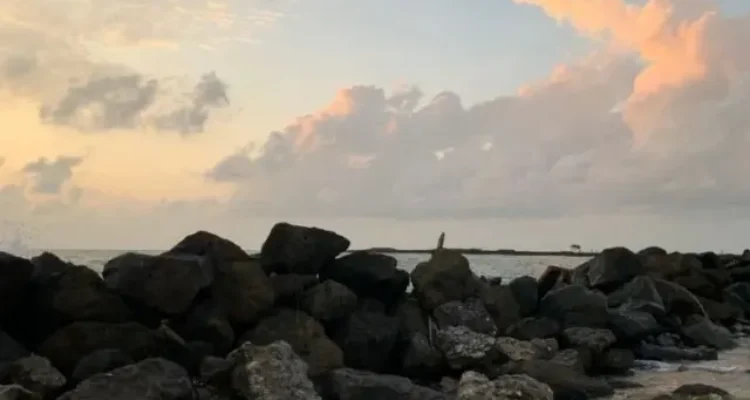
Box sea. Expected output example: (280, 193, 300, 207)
(11, 248, 750, 398)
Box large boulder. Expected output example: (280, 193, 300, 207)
(0, 385, 36, 399)
(433, 298, 497, 336)
(536, 266, 571, 299)
(398, 333, 445, 378)
(321, 368, 448, 400)
(103, 252, 213, 315)
(164, 230, 252, 267)
(211, 260, 276, 325)
(0, 330, 29, 365)
(587, 247, 644, 291)
(411, 250, 481, 310)
(608, 276, 666, 317)
(560, 327, 616, 354)
(2, 355, 66, 398)
(270, 274, 319, 306)
(607, 308, 661, 342)
(71, 349, 134, 383)
(58, 358, 193, 400)
(0, 252, 34, 320)
(434, 326, 500, 371)
(320, 251, 409, 307)
(506, 317, 560, 340)
(332, 303, 400, 372)
(518, 360, 614, 399)
(479, 284, 521, 334)
(179, 300, 235, 355)
(260, 222, 350, 274)
(681, 317, 737, 350)
(241, 308, 343, 377)
(538, 285, 608, 328)
(457, 371, 553, 400)
(38, 322, 161, 375)
(509, 276, 539, 317)
(229, 341, 321, 400)
(300, 280, 358, 322)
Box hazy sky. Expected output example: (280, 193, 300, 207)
(3, 0, 750, 252)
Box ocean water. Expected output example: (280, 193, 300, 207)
(15, 248, 750, 397)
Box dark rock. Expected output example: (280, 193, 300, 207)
(38, 321, 161, 376)
(495, 337, 545, 362)
(260, 222, 350, 274)
(509, 276, 539, 316)
(332, 304, 399, 372)
(300, 280, 358, 322)
(725, 282, 750, 313)
(698, 297, 740, 323)
(672, 384, 730, 399)
(0, 331, 28, 365)
(506, 317, 560, 340)
(399, 333, 444, 378)
(58, 358, 193, 400)
(211, 259, 275, 325)
(321, 368, 448, 400)
(479, 284, 521, 334)
(0, 384, 36, 400)
(433, 298, 497, 335)
(395, 296, 429, 340)
(638, 247, 668, 257)
(607, 308, 661, 341)
(457, 371, 554, 400)
(681, 317, 737, 350)
(519, 360, 614, 399)
(320, 251, 409, 307)
(537, 266, 571, 299)
(561, 327, 616, 353)
(229, 341, 320, 400)
(410, 249, 481, 310)
(634, 343, 717, 361)
(587, 247, 644, 291)
(673, 273, 721, 300)
(434, 326, 500, 371)
(199, 356, 232, 386)
(549, 349, 587, 373)
(530, 338, 559, 360)
(2, 355, 66, 398)
(538, 285, 608, 328)
(608, 276, 666, 317)
(241, 308, 343, 377)
(103, 252, 213, 315)
(642, 253, 701, 280)
(596, 348, 634, 374)
(180, 301, 234, 355)
(71, 349, 133, 383)
(269, 274, 318, 305)
(730, 266, 750, 282)
(164, 230, 252, 268)
(0, 252, 33, 320)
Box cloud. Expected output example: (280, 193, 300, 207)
(152, 72, 230, 134)
(208, 0, 750, 221)
(22, 155, 84, 195)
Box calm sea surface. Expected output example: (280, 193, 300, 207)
(14, 249, 750, 397)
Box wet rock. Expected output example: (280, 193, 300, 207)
(260, 222, 350, 275)
(538, 285, 608, 328)
(561, 327, 616, 353)
(320, 251, 409, 307)
(479, 284, 521, 334)
(321, 368, 448, 400)
(2, 355, 65, 398)
(411, 250, 481, 310)
(587, 247, 644, 291)
(270, 274, 318, 305)
(300, 280, 358, 322)
(506, 317, 560, 340)
(332, 303, 399, 372)
(634, 343, 717, 361)
(38, 321, 161, 376)
(457, 371, 553, 400)
(434, 326, 499, 371)
(681, 317, 737, 350)
(509, 276, 539, 316)
(596, 348, 634, 374)
(229, 341, 320, 400)
(71, 349, 133, 383)
(241, 308, 343, 377)
(0, 384, 36, 400)
(537, 266, 571, 299)
(211, 260, 275, 325)
(433, 298, 497, 335)
(0, 252, 34, 320)
(59, 358, 193, 400)
(672, 384, 731, 400)
(607, 308, 661, 342)
(519, 360, 614, 399)
(103, 252, 213, 315)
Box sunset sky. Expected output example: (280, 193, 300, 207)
(2, 0, 750, 251)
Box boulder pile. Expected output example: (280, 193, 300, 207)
(0, 222, 748, 399)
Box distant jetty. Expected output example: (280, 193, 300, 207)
(363, 247, 597, 257)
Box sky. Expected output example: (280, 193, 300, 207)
(2, 0, 750, 252)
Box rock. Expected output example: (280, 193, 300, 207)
(332, 303, 399, 372)
(71, 349, 133, 383)
(495, 337, 543, 362)
(608, 276, 666, 317)
(506, 317, 560, 340)
(596, 348, 634, 374)
(642, 253, 700, 280)
(211, 260, 276, 325)
(0, 252, 34, 320)
(519, 360, 614, 399)
(199, 356, 232, 386)
(38, 321, 161, 376)
(434, 326, 500, 371)
(549, 349, 587, 373)
(320, 251, 409, 307)
(260, 222, 350, 274)
(561, 327, 616, 353)
(0, 385, 37, 400)
(2, 355, 66, 398)
(164, 230, 252, 267)
(538, 285, 608, 328)
(587, 247, 644, 291)
(300, 280, 358, 322)
(321, 368, 448, 400)
(179, 301, 234, 355)
(479, 284, 521, 334)
(411, 249, 481, 310)
(672, 384, 731, 400)
(699, 297, 740, 323)
(395, 296, 430, 340)
(433, 298, 497, 335)
(530, 338, 559, 360)
(537, 266, 571, 299)
(681, 317, 737, 350)
(103, 252, 213, 315)
(241, 308, 343, 377)
(457, 371, 553, 400)
(229, 341, 321, 400)
(638, 247, 668, 257)
(399, 333, 444, 377)
(58, 358, 193, 400)
(634, 343, 717, 361)
(0, 330, 29, 364)
(725, 282, 750, 313)
(270, 274, 318, 305)
(607, 308, 661, 342)
(509, 276, 539, 316)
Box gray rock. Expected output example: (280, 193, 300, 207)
(538, 285, 608, 328)
(0, 385, 37, 400)
(519, 360, 614, 399)
(682, 317, 737, 350)
(230, 341, 320, 400)
(435, 326, 498, 370)
(480, 284, 521, 334)
(324, 368, 448, 400)
(457, 371, 554, 400)
(634, 343, 717, 362)
(506, 318, 560, 340)
(59, 358, 193, 400)
(71, 349, 133, 382)
(561, 327, 616, 353)
(549, 349, 586, 373)
(597, 348, 635, 373)
(607, 308, 661, 341)
(2, 355, 65, 398)
(495, 337, 543, 362)
(301, 280, 358, 322)
(411, 250, 481, 310)
(211, 260, 276, 325)
(433, 298, 497, 335)
(587, 247, 644, 290)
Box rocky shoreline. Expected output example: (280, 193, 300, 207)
(0, 222, 749, 399)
